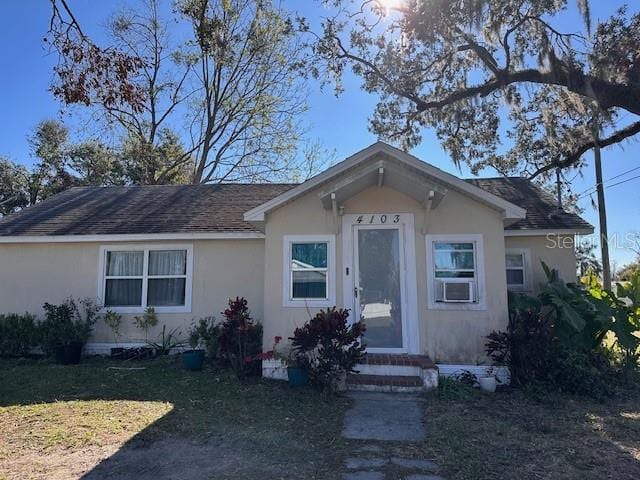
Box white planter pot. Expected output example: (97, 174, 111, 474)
(478, 376, 497, 393)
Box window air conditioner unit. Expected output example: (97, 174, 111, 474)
(437, 279, 475, 303)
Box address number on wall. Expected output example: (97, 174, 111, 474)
(355, 214, 401, 224)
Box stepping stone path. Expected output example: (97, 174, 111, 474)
(341, 392, 445, 480)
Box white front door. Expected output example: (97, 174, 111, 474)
(343, 214, 419, 354)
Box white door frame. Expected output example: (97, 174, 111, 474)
(342, 213, 420, 354)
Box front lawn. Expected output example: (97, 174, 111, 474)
(418, 383, 640, 480)
(0, 357, 350, 480)
(2, 358, 639, 480)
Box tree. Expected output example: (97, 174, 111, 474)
(576, 239, 603, 277)
(312, 1, 640, 182)
(178, 0, 308, 183)
(48, 0, 315, 185)
(26, 120, 127, 204)
(0, 158, 29, 216)
(47, 0, 145, 111)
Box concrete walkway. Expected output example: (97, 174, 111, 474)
(341, 392, 445, 480)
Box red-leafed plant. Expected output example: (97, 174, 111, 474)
(218, 297, 262, 378)
(290, 307, 366, 391)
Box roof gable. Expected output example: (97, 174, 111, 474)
(244, 142, 526, 227)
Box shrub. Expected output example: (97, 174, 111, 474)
(39, 298, 100, 354)
(486, 292, 555, 386)
(103, 310, 123, 346)
(133, 307, 158, 342)
(192, 316, 221, 359)
(289, 307, 366, 391)
(0, 313, 38, 357)
(486, 264, 639, 399)
(218, 297, 263, 377)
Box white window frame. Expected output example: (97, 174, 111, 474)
(97, 244, 194, 314)
(505, 248, 532, 292)
(283, 235, 336, 308)
(426, 234, 486, 311)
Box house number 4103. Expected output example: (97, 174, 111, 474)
(355, 214, 400, 224)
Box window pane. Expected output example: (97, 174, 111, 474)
(435, 251, 475, 270)
(506, 253, 524, 267)
(434, 242, 474, 251)
(292, 270, 327, 298)
(435, 270, 475, 278)
(507, 269, 525, 285)
(107, 251, 143, 276)
(149, 250, 187, 276)
(292, 243, 327, 269)
(147, 278, 186, 306)
(105, 279, 142, 306)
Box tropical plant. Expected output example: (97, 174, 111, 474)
(39, 298, 100, 353)
(103, 309, 123, 347)
(486, 292, 555, 386)
(218, 297, 263, 378)
(487, 264, 640, 397)
(0, 313, 39, 357)
(289, 307, 367, 391)
(147, 324, 184, 355)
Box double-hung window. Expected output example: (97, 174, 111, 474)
(426, 235, 485, 310)
(100, 245, 193, 313)
(283, 235, 335, 307)
(505, 248, 530, 291)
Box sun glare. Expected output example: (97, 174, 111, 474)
(378, 0, 404, 16)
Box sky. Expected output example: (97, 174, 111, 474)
(0, 0, 638, 268)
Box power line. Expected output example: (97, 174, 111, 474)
(574, 165, 640, 200)
(576, 172, 640, 201)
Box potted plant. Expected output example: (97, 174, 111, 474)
(182, 320, 206, 371)
(270, 336, 310, 387)
(103, 309, 124, 358)
(39, 298, 100, 365)
(478, 366, 498, 393)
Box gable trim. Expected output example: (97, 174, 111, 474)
(244, 142, 526, 223)
(504, 229, 593, 237)
(0, 232, 264, 244)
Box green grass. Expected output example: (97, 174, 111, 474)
(0, 357, 350, 480)
(419, 384, 640, 480)
(2, 358, 639, 480)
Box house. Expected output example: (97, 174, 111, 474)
(0, 142, 592, 388)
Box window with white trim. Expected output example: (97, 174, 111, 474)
(505, 248, 530, 291)
(283, 235, 335, 307)
(426, 235, 485, 310)
(100, 245, 193, 313)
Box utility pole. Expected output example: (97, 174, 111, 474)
(555, 167, 563, 209)
(593, 116, 612, 290)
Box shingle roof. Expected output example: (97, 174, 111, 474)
(0, 184, 296, 236)
(465, 177, 593, 232)
(0, 177, 591, 237)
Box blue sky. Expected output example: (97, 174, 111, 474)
(0, 1, 638, 268)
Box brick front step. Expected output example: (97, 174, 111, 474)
(346, 374, 426, 393)
(360, 353, 437, 370)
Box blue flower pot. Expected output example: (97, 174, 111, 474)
(182, 349, 205, 371)
(287, 367, 309, 387)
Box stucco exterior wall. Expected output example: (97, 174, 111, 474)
(262, 182, 510, 364)
(505, 234, 577, 290)
(0, 239, 265, 343)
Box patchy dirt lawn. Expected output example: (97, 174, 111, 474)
(0, 357, 349, 480)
